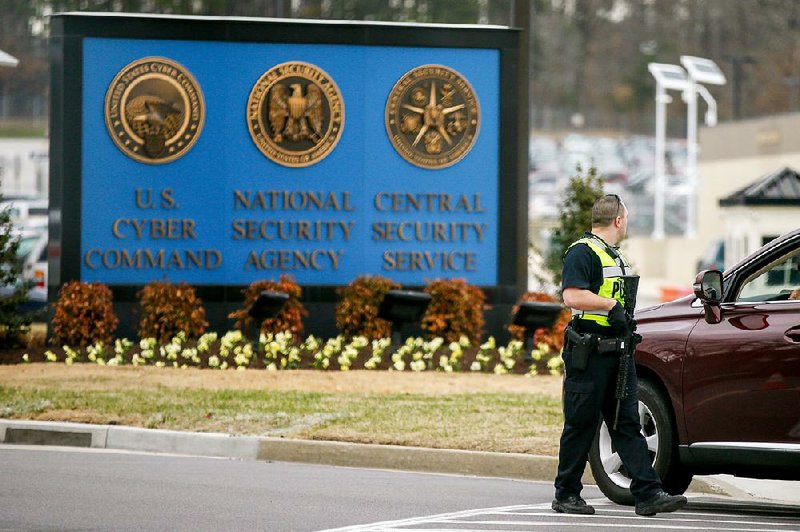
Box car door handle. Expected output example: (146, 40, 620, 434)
(784, 327, 800, 342)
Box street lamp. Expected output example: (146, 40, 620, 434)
(0, 49, 18, 68)
(680, 55, 726, 238)
(647, 63, 690, 240)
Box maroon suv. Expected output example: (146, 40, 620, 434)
(589, 229, 800, 504)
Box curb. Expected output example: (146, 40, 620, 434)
(0, 418, 717, 495)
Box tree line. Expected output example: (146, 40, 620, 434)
(1, 0, 800, 133)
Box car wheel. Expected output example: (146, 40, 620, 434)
(588, 379, 693, 505)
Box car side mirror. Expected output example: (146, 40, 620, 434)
(694, 269, 723, 324)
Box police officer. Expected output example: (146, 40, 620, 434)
(552, 194, 687, 517)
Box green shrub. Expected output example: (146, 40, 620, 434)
(137, 281, 207, 342)
(52, 281, 118, 347)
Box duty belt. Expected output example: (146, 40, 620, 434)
(566, 327, 624, 355)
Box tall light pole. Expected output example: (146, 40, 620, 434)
(647, 63, 690, 240)
(680, 56, 726, 238)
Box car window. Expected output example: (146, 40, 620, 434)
(736, 247, 800, 302)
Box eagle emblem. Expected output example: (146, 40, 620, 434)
(268, 82, 324, 144)
(247, 62, 344, 168)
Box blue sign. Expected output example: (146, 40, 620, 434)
(81, 38, 500, 286)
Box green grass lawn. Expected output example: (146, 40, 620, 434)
(0, 365, 564, 455)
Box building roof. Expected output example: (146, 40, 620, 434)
(719, 166, 800, 207)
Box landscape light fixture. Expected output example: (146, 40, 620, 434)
(248, 290, 290, 322)
(378, 290, 432, 346)
(246, 290, 290, 350)
(511, 301, 563, 365)
(680, 55, 726, 238)
(648, 63, 690, 240)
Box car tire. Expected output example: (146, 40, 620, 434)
(588, 379, 693, 505)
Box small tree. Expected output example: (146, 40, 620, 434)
(0, 202, 33, 347)
(544, 165, 605, 289)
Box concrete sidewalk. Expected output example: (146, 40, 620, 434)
(7, 418, 798, 506)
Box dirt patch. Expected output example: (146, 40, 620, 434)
(0, 364, 563, 397)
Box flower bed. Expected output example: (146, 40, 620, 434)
(10, 331, 565, 376)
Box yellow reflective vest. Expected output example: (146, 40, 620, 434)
(566, 235, 632, 327)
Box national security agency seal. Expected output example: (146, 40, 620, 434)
(104, 57, 204, 164)
(385, 65, 480, 169)
(247, 62, 344, 168)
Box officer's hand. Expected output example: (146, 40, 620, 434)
(608, 301, 629, 335)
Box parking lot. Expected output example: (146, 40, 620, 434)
(327, 498, 800, 531)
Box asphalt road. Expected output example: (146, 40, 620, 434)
(2, 446, 798, 532)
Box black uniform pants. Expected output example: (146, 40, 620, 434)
(554, 342, 662, 503)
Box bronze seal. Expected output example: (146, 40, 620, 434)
(247, 62, 344, 167)
(104, 57, 204, 164)
(385, 64, 480, 169)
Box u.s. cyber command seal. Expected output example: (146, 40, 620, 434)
(104, 57, 204, 164)
(385, 65, 480, 169)
(247, 62, 344, 167)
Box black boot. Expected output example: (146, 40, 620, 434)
(635, 491, 688, 516)
(552, 495, 595, 515)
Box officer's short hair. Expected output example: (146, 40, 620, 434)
(592, 194, 625, 227)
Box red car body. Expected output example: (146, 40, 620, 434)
(635, 229, 800, 480)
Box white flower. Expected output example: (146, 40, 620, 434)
(410, 359, 426, 372)
(480, 336, 496, 350)
(65, 357, 73, 366)
(459, 335, 471, 348)
(322, 358, 330, 369)
(236, 365, 246, 371)
(208, 355, 220, 368)
(443, 364, 453, 373)
(266, 363, 278, 371)
(22, 353, 29, 363)
(470, 361, 481, 372)
(155, 361, 165, 368)
(45, 350, 57, 362)
(393, 360, 406, 371)
(493, 364, 507, 375)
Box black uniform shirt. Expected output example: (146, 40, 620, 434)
(562, 232, 615, 336)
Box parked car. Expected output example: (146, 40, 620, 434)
(0, 227, 47, 312)
(589, 228, 800, 504)
(696, 238, 725, 272)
